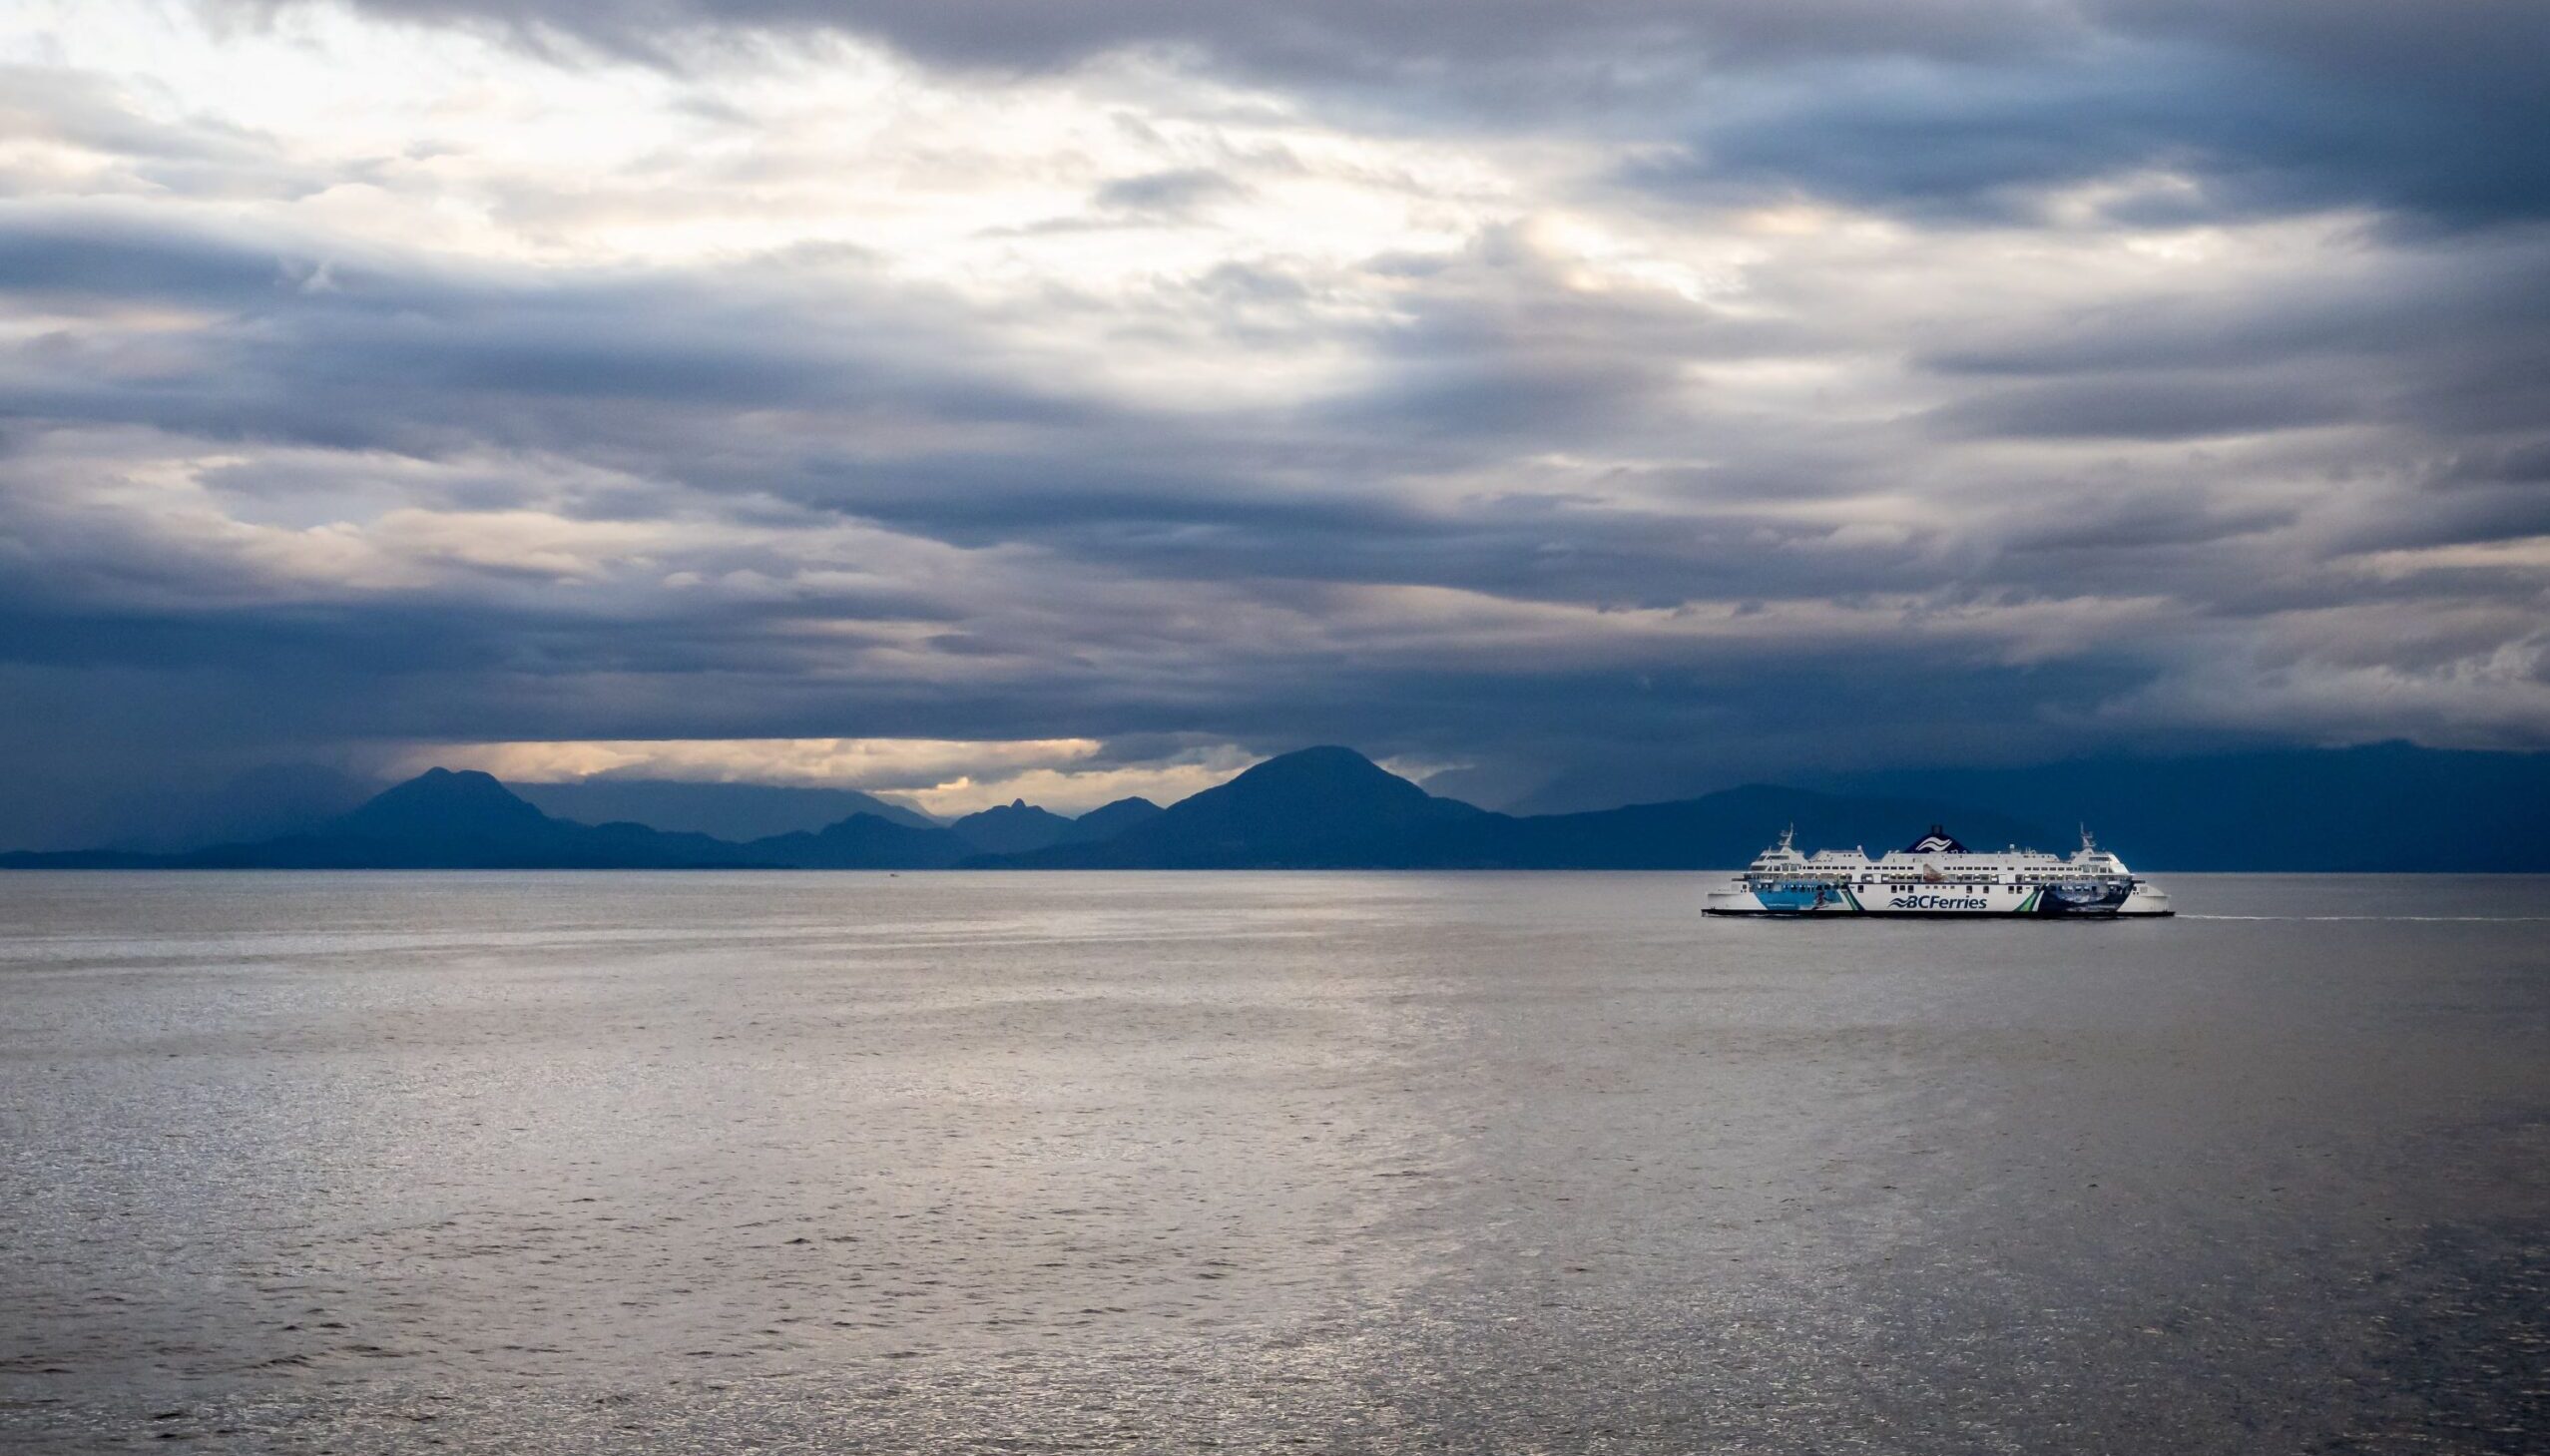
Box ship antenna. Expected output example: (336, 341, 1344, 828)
(1779, 823, 1794, 851)
(2079, 822, 2096, 852)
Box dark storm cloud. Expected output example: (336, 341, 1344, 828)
(0, 207, 1900, 616)
(1928, 374, 2354, 441)
(3, 193, 2534, 661)
(1644, 28, 2550, 229)
(260, 0, 2075, 80)
(0, 206, 1102, 460)
(1901, 224, 2550, 577)
(239, 0, 2550, 229)
(2100, 0, 2550, 221)
(0, 211, 306, 303)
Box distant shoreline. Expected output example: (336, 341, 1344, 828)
(9, 865, 2548, 876)
(10, 742, 2548, 874)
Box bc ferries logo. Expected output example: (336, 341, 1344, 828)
(1903, 825, 1967, 854)
(1892, 893, 1988, 910)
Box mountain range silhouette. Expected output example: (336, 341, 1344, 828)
(4, 743, 2545, 871)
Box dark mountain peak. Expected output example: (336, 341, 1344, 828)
(1215, 745, 1430, 805)
(957, 799, 1070, 826)
(950, 798, 1079, 854)
(335, 767, 549, 836)
(1240, 743, 1386, 777)
(1208, 746, 1488, 824)
(1000, 745, 1484, 866)
(156, 765, 774, 867)
(1073, 795, 1161, 824)
(395, 767, 510, 795)
(806, 810, 942, 841)
(1064, 795, 1166, 845)
(1083, 795, 1160, 815)
(744, 812, 970, 868)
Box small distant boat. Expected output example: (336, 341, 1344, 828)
(1704, 825, 2172, 918)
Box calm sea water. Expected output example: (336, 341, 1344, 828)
(1, 872, 2542, 1453)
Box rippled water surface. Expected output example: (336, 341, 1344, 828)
(3, 872, 2544, 1452)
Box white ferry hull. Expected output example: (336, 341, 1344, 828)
(1704, 883, 2172, 917)
(1705, 823, 2174, 919)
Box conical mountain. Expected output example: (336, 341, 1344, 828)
(949, 798, 1080, 855)
(1157, 745, 1472, 838)
(185, 767, 762, 868)
(331, 767, 547, 837)
(999, 747, 1483, 867)
(1067, 796, 1164, 842)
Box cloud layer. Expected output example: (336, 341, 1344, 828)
(2, 0, 2544, 843)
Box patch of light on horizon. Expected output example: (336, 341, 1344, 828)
(402, 735, 1101, 785)
(391, 737, 1260, 815)
(900, 752, 1258, 816)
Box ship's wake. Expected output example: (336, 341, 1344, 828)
(2180, 914, 2550, 922)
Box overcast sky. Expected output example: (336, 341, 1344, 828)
(3, 0, 2545, 839)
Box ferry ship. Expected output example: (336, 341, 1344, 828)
(1704, 825, 2172, 918)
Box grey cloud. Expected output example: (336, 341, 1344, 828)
(1998, 497, 2294, 555)
(224, 0, 2550, 230)
(1928, 375, 2356, 440)
(2443, 440, 2550, 488)
(258, 0, 2075, 80)
(2321, 475, 2550, 559)
(0, 207, 1103, 460)
(0, 65, 331, 202)
(6, 197, 2533, 628)
(0, 210, 316, 305)
(1640, 35, 2550, 228)
(1093, 168, 1247, 217)
(0, 212, 1793, 607)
